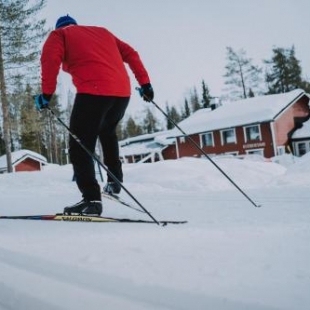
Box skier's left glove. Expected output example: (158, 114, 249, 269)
(34, 94, 52, 111)
(138, 83, 154, 102)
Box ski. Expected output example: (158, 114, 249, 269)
(102, 192, 145, 213)
(0, 214, 187, 225)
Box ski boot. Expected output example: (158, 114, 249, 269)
(64, 200, 102, 216)
(103, 182, 121, 195)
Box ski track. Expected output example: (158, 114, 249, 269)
(1, 160, 310, 310)
(0, 246, 283, 310)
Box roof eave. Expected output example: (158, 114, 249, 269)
(273, 91, 307, 121)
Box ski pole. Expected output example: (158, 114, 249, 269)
(136, 88, 261, 208)
(46, 107, 160, 224)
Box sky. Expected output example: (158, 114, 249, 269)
(41, 0, 310, 117)
(0, 154, 310, 309)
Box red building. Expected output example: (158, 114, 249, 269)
(173, 89, 310, 159)
(119, 90, 310, 162)
(0, 150, 47, 173)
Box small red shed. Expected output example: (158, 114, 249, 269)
(0, 150, 47, 173)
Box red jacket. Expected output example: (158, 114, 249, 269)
(41, 25, 150, 96)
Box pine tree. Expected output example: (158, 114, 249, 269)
(190, 87, 201, 112)
(181, 98, 191, 120)
(169, 106, 181, 128)
(248, 88, 255, 98)
(264, 46, 307, 94)
(142, 107, 160, 134)
(20, 84, 43, 152)
(123, 116, 143, 138)
(40, 95, 63, 163)
(300, 80, 310, 93)
(116, 121, 124, 141)
(165, 102, 181, 130)
(9, 76, 31, 151)
(223, 47, 262, 100)
(201, 80, 212, 108)
(0, 0, 48, 172)
(165, 102, 170, 130)
(7, 81, 22, 151)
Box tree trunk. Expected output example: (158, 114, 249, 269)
(0, 37, 13, 173)
(239, 62, 247, 99)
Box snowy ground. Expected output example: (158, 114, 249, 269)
(0, 154, 309, 310)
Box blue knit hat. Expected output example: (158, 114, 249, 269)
(55, 14, 77, 29)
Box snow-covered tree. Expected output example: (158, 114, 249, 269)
(0, 0, 48, 171)
(223, 47, 262, 100)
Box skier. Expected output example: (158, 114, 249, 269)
(34, 15, 154, 216)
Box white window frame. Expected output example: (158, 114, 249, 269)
(244, 125, 261, 142)
(179, 137, 186, 143)
(200, 132, 214, 147)
(220, 128, 237, 145)
(294, 141, 310, 156)
(277, 146, 286, 156)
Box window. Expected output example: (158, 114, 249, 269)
(297, 142, 307, 156)
(221, 129, 236, 145)
(179, 137, 186, 143)
(277, 146, 285, 156)
(201, 132, 214, 147)
(293, 141, 310, 157)
(244, 125, 261, 142)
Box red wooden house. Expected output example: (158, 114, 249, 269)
(172, 89, 310, 159)
(0, 150, 47, 173)
(291, 119, 310, 156)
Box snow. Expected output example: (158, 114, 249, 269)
(0, 154, 310, 310)
(120, 140, 163, 157)
(120, 131, 175, 157)
(292, 118, 310, 139)
(171, 89, 308, 136)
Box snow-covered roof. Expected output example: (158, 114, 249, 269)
(120, 130, 174, 146)
(171, 89, 309, 137)
(291, 119, 310, 139)
(0, 149, 47, 171)
(120, 141, 164, 157)
(120, 131, 175, 157)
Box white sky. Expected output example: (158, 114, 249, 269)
(42, 0, 310, 117)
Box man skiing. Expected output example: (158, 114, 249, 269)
(35, 15, 154, 216)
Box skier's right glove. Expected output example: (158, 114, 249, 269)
(138, 83, 154, 102)
(34, 94, 52, 111)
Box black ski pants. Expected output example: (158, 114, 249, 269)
(69, 94, 130, 201)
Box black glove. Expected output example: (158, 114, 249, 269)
(34, 94, 52, 111)
(139, 83, 154, 102)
